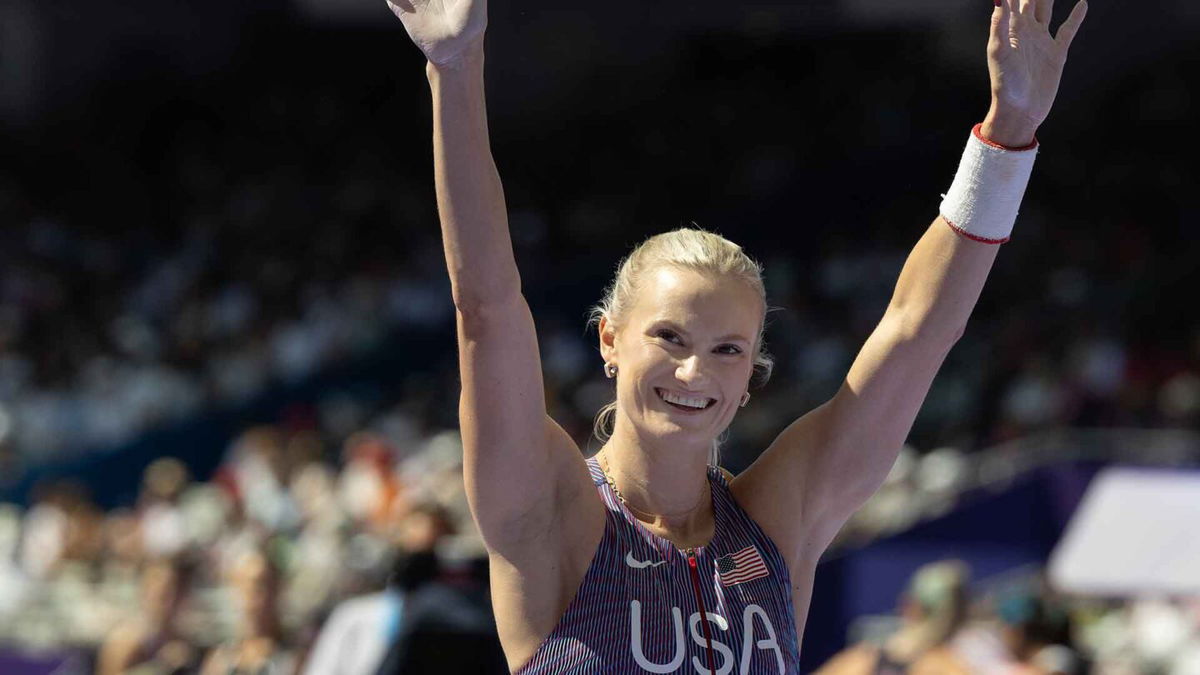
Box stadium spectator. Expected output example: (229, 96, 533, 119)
(816, 560, 971, 675)
(303, 502, 460, 675)
(96, 555, 198, 675)
(200, 549, 297, 675)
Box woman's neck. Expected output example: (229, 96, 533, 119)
(599, 419, 714, 545)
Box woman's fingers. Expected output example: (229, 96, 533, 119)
(1018, 0, 1036, 19)
(1036, 0, 1054, 24)
(388, 0, 417, 14)
(1055, 0, 1089, 49)
(990, 0, 1012, 46)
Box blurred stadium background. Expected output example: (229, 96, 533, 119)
(1, 0, 1198, 672)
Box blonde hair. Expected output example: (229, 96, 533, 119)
(587, 227, 775, 464)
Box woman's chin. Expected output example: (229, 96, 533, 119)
(643, 410, 714, 439)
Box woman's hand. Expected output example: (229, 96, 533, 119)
(386, 0, 487, 67)
(983, 0, 1088, 146)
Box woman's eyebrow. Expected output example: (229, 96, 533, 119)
(652, 320, 748, 343)
(650, 318, 684, 331)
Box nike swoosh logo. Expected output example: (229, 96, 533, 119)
(625, 551, 668, 569)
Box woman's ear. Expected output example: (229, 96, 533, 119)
(598, 315, 617, 363)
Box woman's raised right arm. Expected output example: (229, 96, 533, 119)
(425, 43, 517, 316)
(392, 0, 595, 554)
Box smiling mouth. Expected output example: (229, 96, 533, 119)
(654, 387, 716, 412)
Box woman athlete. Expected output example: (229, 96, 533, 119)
(387, 0, 1087, 672)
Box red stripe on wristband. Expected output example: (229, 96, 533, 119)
(942, 216, 1010, 244)
(972, 123, 1038, 151)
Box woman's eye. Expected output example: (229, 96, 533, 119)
(656, 329, 681, 344)
(717, 345, 743, 355)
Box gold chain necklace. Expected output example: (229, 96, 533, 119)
(598, 453, 708, 521)
(598, 452, 631, 506)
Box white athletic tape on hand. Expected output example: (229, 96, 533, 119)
(939, 124, 1038, 245)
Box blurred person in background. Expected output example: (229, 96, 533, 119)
(815, 560, 971, 675)
(221, 427, 302, 536)
(96, 555, 199, 675)
(200, 548, 296, 675)
(99, 509, 147, 586)
(996, 589, 1078, 675)
(207, 429, 304, 589)
(286, 460, 349, 628)
(388, 0, 1087, 669)
(19, 480, 100, 581)
(954, 584, 1081, 675)
(371, 503, 506, 674)
(338, 432, 405, 537)
(303, 501, 499, 675)
(138, 458, 192, 560)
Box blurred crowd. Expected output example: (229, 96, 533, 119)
(817, 560, 1200, 675)
(1, 415, 1195, 672)
(0, 172, 453, 467)
(0, 408, 501, 673)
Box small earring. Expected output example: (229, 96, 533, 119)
(739, 392, 750, 407)
(605, 363, 618, 378)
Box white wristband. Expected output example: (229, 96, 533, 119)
(939, 123, 1038, 244)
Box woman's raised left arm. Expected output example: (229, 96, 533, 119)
(733, 0, 1088, 563)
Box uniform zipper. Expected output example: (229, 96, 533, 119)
(685, 547, 717, 674)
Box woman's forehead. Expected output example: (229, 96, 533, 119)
(630, 267, 762, 329)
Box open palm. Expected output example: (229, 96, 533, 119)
(387, 0, 487, 66)
(988, 0, 1088, 129)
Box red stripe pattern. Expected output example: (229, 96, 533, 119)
(717, 546, 771, 587)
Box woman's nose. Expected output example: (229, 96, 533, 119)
(675, 355, 707, 385)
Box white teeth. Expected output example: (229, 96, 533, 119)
(658, 389, 711, 409)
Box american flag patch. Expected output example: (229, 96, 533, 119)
(715, 546, 770, 586)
